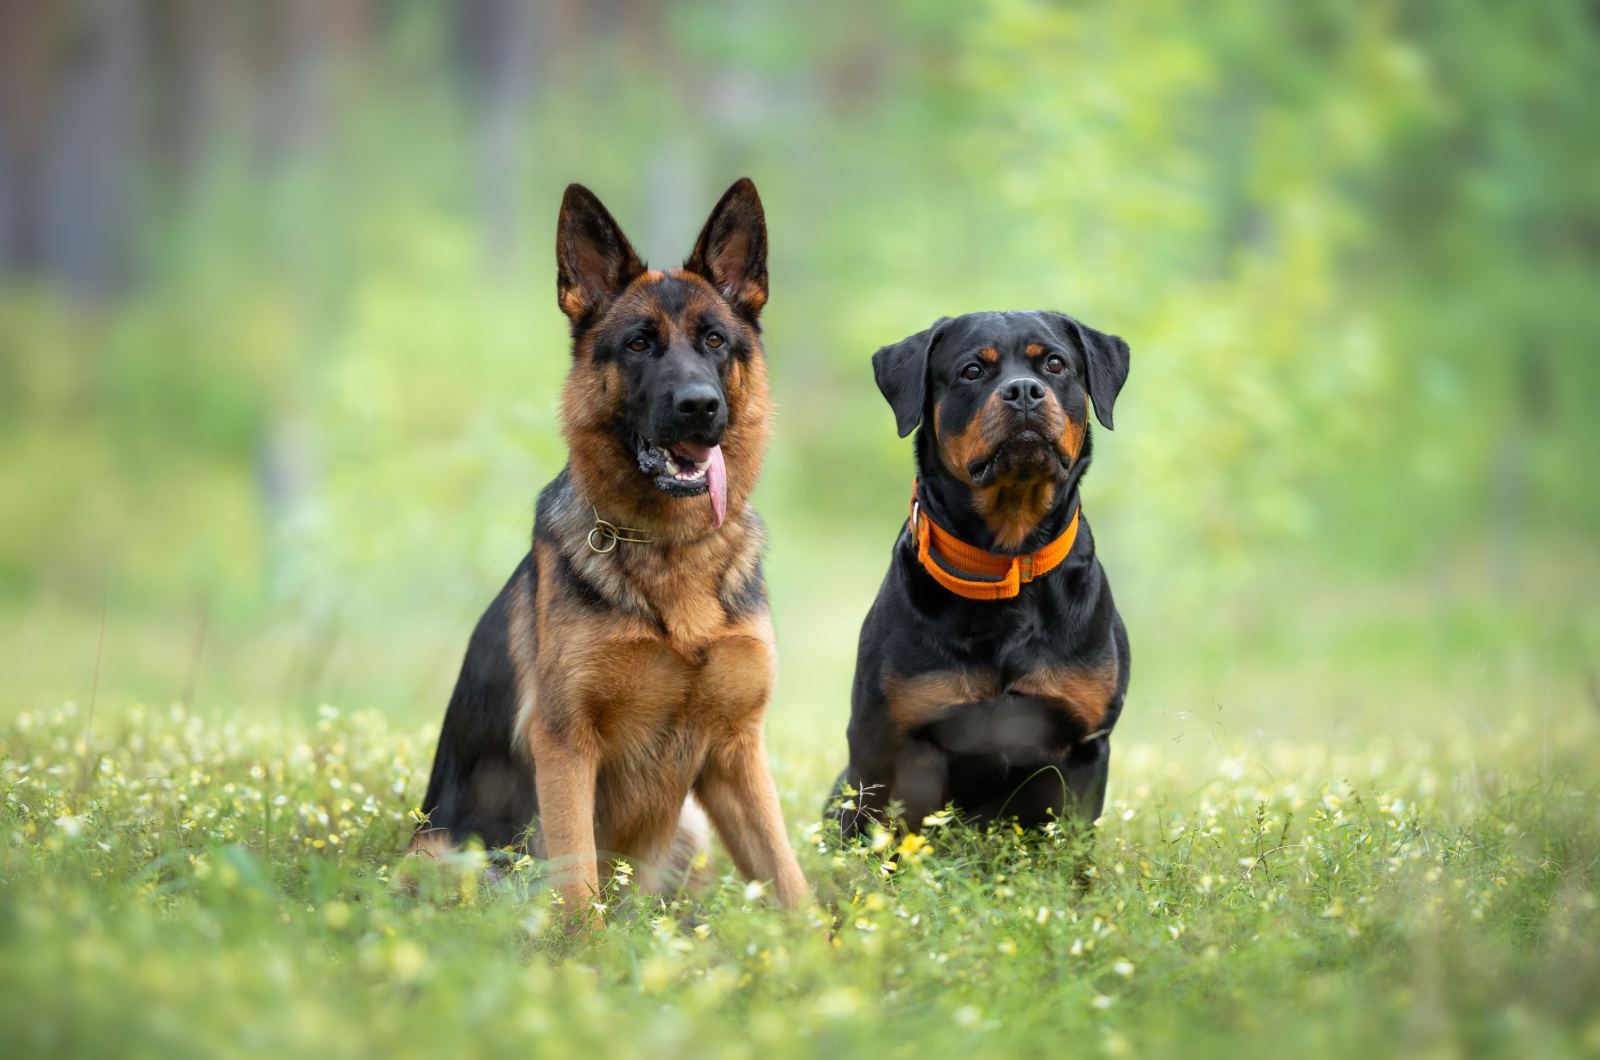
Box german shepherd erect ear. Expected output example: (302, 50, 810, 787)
(1043, 312, 1130, 430)
(684, 177, 768, 322)
(556, 183, 646, 327)
(871, 318, 949, 439)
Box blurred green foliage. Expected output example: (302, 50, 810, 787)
(0, 0, 1596, 720)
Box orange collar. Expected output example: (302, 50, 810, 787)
(909, 481, 1080, 601)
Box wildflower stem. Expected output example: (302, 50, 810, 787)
(79, 580, 108, 795)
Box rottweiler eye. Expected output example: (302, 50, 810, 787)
(960, 363, 984, 381)
(627, 337, 650, 352)
(1044, 354, 1067, 374)
(705, 332, 725, 350)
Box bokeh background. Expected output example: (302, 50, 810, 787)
(2, 0, 1597, 771)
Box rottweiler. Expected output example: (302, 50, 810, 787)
(412, 178, 807, 918)
(830, 310, 1131, 838)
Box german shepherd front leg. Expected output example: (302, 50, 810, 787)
(695, 725, 807, 909)
(529, 723, 601, 923)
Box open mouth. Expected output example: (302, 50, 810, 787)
(633, 434, 729, 528)
(965, 430, 1069, 486)
(647, 441, 714, 485)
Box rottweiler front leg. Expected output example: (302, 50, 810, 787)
(1063, 734, 1111, 823)
(832, 692, 953, 839)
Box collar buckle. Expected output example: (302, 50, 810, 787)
(587, 509, 654, 553)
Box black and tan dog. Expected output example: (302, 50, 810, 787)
(413, 178, 807, 918)
(831, 311, 1131, 838)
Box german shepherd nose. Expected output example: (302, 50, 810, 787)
(675, 384, 721, 426)
(1000, 376, 1047, 412)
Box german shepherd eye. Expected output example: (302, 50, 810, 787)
(627, 337, 650, 352)
(1044, 354, 1067, 374)
(960, 363, 984, 381)
(705, 332, 725, 350)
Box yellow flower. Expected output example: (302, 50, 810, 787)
(390, 941, 426, 982)
(896, 833, 929, 858)
(638, 956, 676, 994)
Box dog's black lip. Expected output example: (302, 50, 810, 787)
(966, 456, 997, 485)
(632, 432, 712, 497)
(965, 429, 1066, 486)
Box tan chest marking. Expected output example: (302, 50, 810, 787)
(558, 624, 775, 740)
(883, 669, 1000, 732)
(883, 662, 1117, 737)
(527, 536, 774, 756)
(1007, 663, 1117, 734)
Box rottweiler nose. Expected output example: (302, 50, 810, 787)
(674, 384, 721, 426)
(1000, 377, 1047, 412)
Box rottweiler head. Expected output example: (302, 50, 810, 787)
(557, 178, 771, 534)
(873, 311, 1129, 551)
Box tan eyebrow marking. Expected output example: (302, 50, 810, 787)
(1025, 343, 1046, 357)
(978, 346, 999, 363)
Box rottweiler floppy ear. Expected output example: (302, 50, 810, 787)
(872, 318, 949, 438)
(556, 183, 646, 326)
(684, 177, 768, 322)
(1045, 312, 1130, 430)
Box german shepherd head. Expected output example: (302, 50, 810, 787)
(873, 311, 1129, 551)
(556, 178, 771, 541)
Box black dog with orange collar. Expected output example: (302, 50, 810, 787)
(829, 310, 1131, 838)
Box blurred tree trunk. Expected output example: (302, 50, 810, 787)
(1491, 344, 1551, 596)
(0, 0, 142, 300)
(273, 0, 372, 159)
(0, 0, 66, 277)
(455, 0, 537, 276)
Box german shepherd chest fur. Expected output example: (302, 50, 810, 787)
(515, 476, 777, 852)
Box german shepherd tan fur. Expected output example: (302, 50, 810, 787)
(412, 178, 807, 919)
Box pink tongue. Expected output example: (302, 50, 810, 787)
(706, 445, 727, 529)
(673, 442, 727, 529)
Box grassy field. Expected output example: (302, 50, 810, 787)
(4, 4, 1597, 1056)
(4, 622, 1598, 1059)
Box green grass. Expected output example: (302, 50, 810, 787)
(3, 699, 1598, 1059)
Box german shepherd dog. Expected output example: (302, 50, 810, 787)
(830, 311, 1131, 838)
(413, 178, 807, 918)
